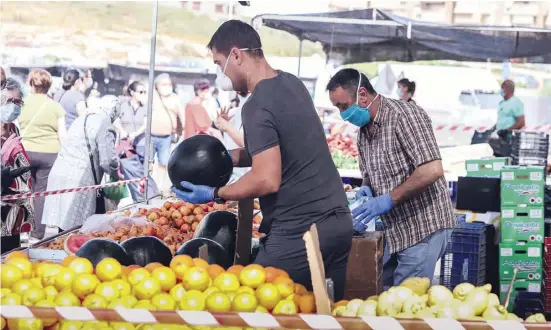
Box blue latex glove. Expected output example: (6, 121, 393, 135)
(171, 181, 215, 204)
(355, 186, 373, 200)
(352, 193, 394, 224)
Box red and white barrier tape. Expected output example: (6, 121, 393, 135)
(0, 177, 146, 201)
(433, 124, 551, 133)
(1, 306, 550, 329)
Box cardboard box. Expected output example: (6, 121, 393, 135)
(500, 280, 542, 312)
(501, 206, 545, 244)
(344, 232, 383, 300)
(499, 243, 542, 281)
(466, 157, 510, 178)
(501, 165, 545, 206)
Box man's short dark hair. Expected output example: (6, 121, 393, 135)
(326, 69, 376, 98)
(207, 20, 264, 58)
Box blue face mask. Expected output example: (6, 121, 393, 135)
(499, 89, 505, 97)
(340, 71, 378, 127)
(0, 103, 21, 123)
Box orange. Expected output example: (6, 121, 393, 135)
(43, 285, 58, 301)
(6, 257, 32, 278)
(127, 268, 151, 286)
(334, 300, 349, 307)
(108, 296, 137, 309)
(111, 279, 132, 297)
(54, 291, 80, 307)
(231, 293, 258, 312)
(213, 272, 240, 292)
(1, 264, 23, 288)
(71, 274, 99, 299)
(239, 264, 266, 289)
(227, 265, 244, 277)
(290, 294, 301, 307)
(273, 276, 294, 298)
(34, 300, 57, 326)
(40, 264, 63, 287)
(96, 258, 122, 282)
(298, 293, 316, 313)
(205, 292, 231, 312)
(1, 292, 22, 305)
(151, 293, 176, 310)
(144, 262, 163, 273)
(294, 283, 308, 295)
(7, 318, 42, 330)
(179, 290, 206, 311)
(95, 282, 120, 302)
(61, 255, 78, 268)
(264, 267, 280, 283)
(170, 255, 194, 280)
(22, 286, 45, 306)
(206, 264, 225, 279)
(67, 258, 93, 275)
(5, 251, 28, 263)
(11, 279, 35, 295)
(54, 268, 76, 291)
(169, 283, 187, 302)
(122, 265, 141, 279)
(192, 258, 209, 270)
(133, 278, 161, 300)
(82, 293, 108, 308)
(236, 286, 255, 295)
(255, 283, 281, 310)
(272, 299, 298, 315)
(151, 267, 177, 292)
(182, 267, 209, 291)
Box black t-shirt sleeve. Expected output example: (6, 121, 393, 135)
(243, 106, 279, 157)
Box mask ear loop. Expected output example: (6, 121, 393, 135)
(356, 69, 361, 105)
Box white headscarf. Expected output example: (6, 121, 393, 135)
(91, 95, 122, 123)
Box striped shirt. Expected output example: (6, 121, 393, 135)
(357, 96, 455, 254)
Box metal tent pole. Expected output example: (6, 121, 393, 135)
(143, 1, 159, 204)
(297, 39, 303, 77)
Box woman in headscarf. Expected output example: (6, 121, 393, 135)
(42, 95, 121, 232)
(1, 75, 34, 252)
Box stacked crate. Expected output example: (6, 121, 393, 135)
(543, 238, 551, 312)
(511, 131, 549, 167)
(499, 165, 546, 311)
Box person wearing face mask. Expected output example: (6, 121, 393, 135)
(54, 69, 90, 129)
(1, 74, 34, 252)
(172, 20, 352, 301)
(19, 69, 67, 240)
(217, 91, 249, 182)
(151, 73, 185, 192)
(397, 78, 416, 104)
(327, 68, 455, 286)
(492, 80, 525, 143)
(42, 96, 122, 232)
(184, 81, 219, 139)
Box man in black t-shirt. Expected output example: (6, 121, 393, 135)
(172, 20, 352, 300)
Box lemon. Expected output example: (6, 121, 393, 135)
(55, 268, 76, 291)
(205, 292, 231, 312)
(54, 291, 80, 307)
(82, 293, 108, 308)
(6, 257, 33, 279)
(1, 292, 22, 305)
(96, 258, 123, 282)
(133, 278, 161, 300)
(43, 285, 59, 301)
(127, 268, 151, 286)
(112, 279, 132, 297)
(22, 287, 45, 306)
(179, 290, 206, 311)
(151, 293, 176, 310)
(95, 282, 120, 302)
(169, 283, 186, 302)
(71, 274, 99, 299)
(35, 300, 57, 326)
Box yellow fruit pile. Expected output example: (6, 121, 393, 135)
(0, 252, 317, 330)
(331, 277, 547, 323)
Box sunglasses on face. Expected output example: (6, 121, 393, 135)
(7, 98, 24, 107)
(137, 90, 147, 95)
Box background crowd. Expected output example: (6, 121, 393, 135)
(0, 66, 248, 251)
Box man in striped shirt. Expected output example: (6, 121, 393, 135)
(327, 68, 456, 286)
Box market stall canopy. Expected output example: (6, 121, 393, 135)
(253, 9, 551, 64)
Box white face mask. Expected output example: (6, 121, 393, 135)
(215, 48, 262, 92)
(158, 86, 173, 97)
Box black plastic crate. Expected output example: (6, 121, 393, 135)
(513, 292, 545, 320)
(440, 221, 487, 289)
(512, 156, 547, 166)
(511, 148, 549, 160)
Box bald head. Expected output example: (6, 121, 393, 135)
(501, 80, 515, 100)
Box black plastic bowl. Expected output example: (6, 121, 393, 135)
(167, 134, 233, 191)
(76, 238, 132, 267)
(120, 236, 172, 267)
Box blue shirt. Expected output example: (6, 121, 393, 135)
(496, 96, 524, 131)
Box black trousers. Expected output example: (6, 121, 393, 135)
(254, 212, 353, 301)
(26, 151, 58, 239)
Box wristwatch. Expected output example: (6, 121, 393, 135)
(213, 187, 226, 204)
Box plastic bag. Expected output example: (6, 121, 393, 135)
(103, 176, 130, 201)
(79, 213, 148, 234)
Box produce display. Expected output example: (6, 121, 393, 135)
(0, 252, 317, 329)
(43, 201, 257, 255)
(331, 277, 547, 322)
(327, 133, 359, 170)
